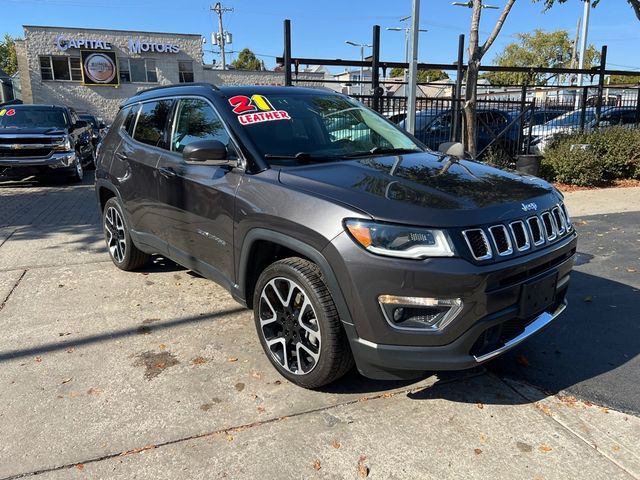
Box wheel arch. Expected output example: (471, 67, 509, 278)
(237, 229, 354, 326)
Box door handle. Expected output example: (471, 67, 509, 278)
(159, 166, 177, 178)
(116, 152, 128, 160)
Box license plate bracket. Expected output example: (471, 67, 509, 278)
(519, 271, 558, 318)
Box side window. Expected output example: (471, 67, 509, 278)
(171, 98, 231, 154)
(133, 100, 173, 148)
(121, 105, 139, 136)
(621, 111, 639, 125)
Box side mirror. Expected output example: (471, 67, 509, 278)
(438, 142, 465, 158)
(73, 120, 88, 130)
(182, 140, 228, 164)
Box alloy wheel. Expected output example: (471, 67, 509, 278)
(258, 277, 321, 375)
(104, 206, 126, 263)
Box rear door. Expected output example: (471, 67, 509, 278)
(112, 99, 173, 245)
(156, 97, 242, 282)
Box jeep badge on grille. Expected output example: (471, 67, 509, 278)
(521, 202, 538, 212)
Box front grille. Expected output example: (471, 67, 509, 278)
(489, 225, 513, 256)
(462, 229, 492, 260)
(0, 136, 61, 145)
(552, 207, 566, 235)
(0, 148, 53, 158)
(509, 221, 530, 251)
(461, 203, 573, 262)
(541, 212, 556, 240)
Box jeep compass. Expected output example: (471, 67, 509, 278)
(95, 84, 577, 388)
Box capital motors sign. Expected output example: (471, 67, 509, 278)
(55, 34, 180, 54)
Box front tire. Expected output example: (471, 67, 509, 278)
(102, 197, 149, 271)
(253, 257, 354, 388)
(69, 158, 83, 183)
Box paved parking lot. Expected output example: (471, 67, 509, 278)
(1, 174, 639, 479)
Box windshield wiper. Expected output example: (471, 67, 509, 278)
(263, 152, 338, 163)
(343, 147, 421, 158)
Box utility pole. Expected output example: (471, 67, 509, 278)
(406, 0, 421, 135)
(212, 2, 233, 69)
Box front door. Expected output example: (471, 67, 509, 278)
(156, 97, 241, 283)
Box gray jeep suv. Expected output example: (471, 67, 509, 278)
(95, 83, 577, 388)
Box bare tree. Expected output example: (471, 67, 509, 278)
(464, 0, 516, 156)
(539, 0, 640, 20)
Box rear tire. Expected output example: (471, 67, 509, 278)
(102, 197, 149, 271)
(253, 257, 354, 388)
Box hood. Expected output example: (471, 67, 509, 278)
(0, 127, 67, 135)
(278, 152, 559, 227)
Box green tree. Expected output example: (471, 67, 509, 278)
(609, 74, 640, 85)
(231, 48, 263, 71)
(390, 67, 449, 83)
(0, 34, 18, 76)
(481, 29, 600, 85)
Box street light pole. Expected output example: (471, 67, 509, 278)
(345, 41, 372, 95)
(576, 0, 591, 108)
(406, 0, 421, 135)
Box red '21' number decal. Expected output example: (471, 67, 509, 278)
(229, 95, 256, 115)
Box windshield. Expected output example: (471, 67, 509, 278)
(546, 110, 596, 127)
(79, 115, 98, 128)
(0, 107, 68, 129)
(230, 93, 422, 164)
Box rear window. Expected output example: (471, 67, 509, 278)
(0, 107, 68, 129)
(79, 115, 98, 128)
(132, 100, 173, 147)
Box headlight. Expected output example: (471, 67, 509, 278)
(344, 219, 455, 259)
(53, 136, 72, 152)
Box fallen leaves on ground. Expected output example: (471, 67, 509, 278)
(557, 395, 578, 407)
(539, 444, 553, 453)
(227, 357, 238, 362)
(34, 356, 42, 363)
(312, 459, 321, 471)
(234, 382, 245, 392)
(357, 455, 369, 478)
(535, 403, 553, 416)
(61, 378, 72, 384)
(627, 268, 637, 273)
(474, 448, 482, 455)
(476, 402, 484, 410)
(331, 439, 341, 449)
(87, 388, 102, 396)
(75, 464, 84, 471)
(191, 356, 207, 365)
(515, 354, 530, 367)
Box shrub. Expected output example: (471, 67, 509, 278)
(541, 127, 640, 186)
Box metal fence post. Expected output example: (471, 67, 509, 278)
(518, 81, 528, 154)
(595, 45, 607, 128)
(372, 25, 381, 112)
(580, 85, 588, 133)
(283, 19, 292, 86)
(451, 34, 465, 143)
(635, 88, 640, 124)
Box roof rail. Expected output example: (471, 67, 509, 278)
(132, 82, 220, 97)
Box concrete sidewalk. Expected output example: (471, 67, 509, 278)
(0, 178, 638, 479)
(562, 186, 640, 217)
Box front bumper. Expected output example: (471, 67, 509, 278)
(0, 151, 77, 168)
(323, 230, 577, 380)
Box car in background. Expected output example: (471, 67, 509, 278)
(529, 106, 640, 153)
(0, 104, 94, 182)
(78, 113, 107, 154)
(401, 108, 520, 155)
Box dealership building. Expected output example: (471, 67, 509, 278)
(14, 25, 213, 121)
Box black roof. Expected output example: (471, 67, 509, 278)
(123, 83, 341, 105)
(3, 104, 67, 110)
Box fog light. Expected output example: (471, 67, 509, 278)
(378, 295, 463, 331)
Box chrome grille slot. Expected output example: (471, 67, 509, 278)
(560, 203, 572, 231)
(489, 225, 513, 256)
(541, 212, 557, 241)
(462, 229, 492, 261)
(527, 216, 545, 246)
(552, 206, 566, 235)
(509, 221, 530, 251)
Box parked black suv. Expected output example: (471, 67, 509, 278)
(95, 84, 577, 388)
(0, 104, 94, 181)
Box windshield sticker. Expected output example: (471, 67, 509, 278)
(1, 109, 16, 117)
(0, 109, 5, 116)
(228, 95, 291, 125)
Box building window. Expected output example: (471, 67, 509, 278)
(118, 58, 158, 83)
(39, 56, 82, 81)
(178, 61, 194, 83)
